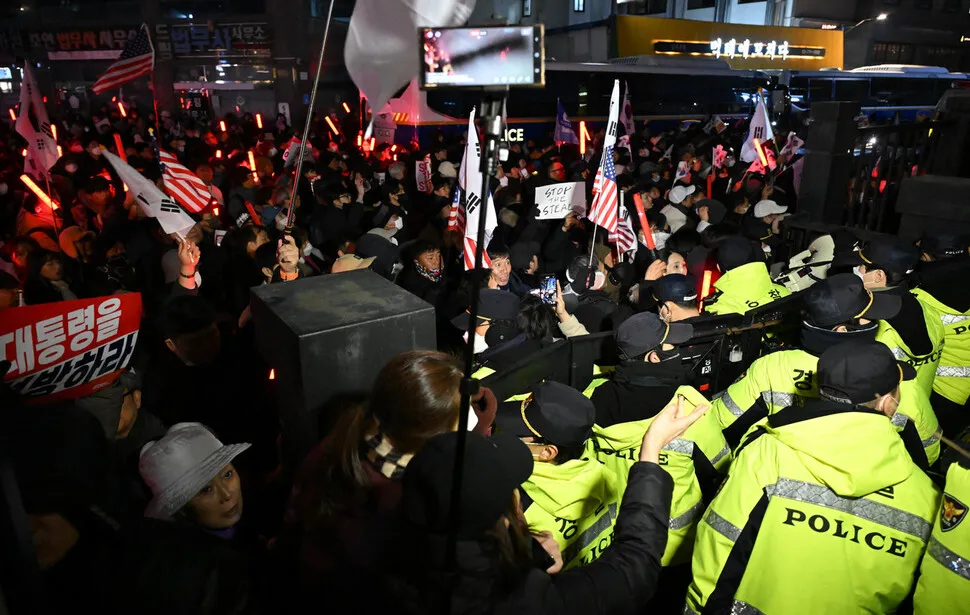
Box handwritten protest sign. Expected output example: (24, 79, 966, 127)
(535, 181, 586, 220)
(1, 293, 142, 403)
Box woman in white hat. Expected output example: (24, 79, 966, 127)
(139, 422, 250, 535)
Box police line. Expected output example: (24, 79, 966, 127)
(480, 292, 807, 401)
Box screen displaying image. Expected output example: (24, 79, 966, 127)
(421, 26, 543, 88)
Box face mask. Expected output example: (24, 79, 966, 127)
(651, 174, 660, 183)
(392, 216, 404, 230)
(498, 176, 508, 187)
(652, 231, 670, 251)
(303, 243, 313, 256)
(463, 331, 490, 354)
(852, 265, 866, 282)
(591, 270, 606, 291)
(654, 348, 681, 362)
(268, 147, 278, 157)
(176, 145, 185, 152)
(396, 193, 410, 207)
(844, 321, 879, 333)
(65, 163, 78, 174)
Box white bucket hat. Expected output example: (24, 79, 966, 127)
(139, 423, 250, 519)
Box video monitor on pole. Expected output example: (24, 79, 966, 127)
(419, 25, 545, 89)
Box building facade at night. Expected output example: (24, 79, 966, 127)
(0, 0, 356, 125)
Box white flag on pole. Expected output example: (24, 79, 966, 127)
(740, 93, 774, 163)
(16, 65, 58, 179)
(103, 150, 196, 236)
(459, 109, 497, 270)
(345, 0, 476, 137)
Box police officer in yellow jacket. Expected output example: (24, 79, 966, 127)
(704, 236, 790, 316)
(710, 274, 941, 466)
(834, 237, 945, 400)
(913, 234, 970, 436)
(686, 341, 940, 614)
(914, 446, 970, 613)
(588, 386, 723, 612)
(494, 381, 622, 570)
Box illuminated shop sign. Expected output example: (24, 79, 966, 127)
(653, 39, 826, 61)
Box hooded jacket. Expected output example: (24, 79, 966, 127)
(686, 399, 940, 615)
(704, 261, 789, 316)
(522, 458, 621, 569)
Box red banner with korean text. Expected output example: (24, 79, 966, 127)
(1, 294, 141, 403)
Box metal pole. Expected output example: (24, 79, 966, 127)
(285, 0, 336, 231)
(445, 90, 506, 613)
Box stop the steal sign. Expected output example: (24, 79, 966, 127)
(535, 181, 586, 220)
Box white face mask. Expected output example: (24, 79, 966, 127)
(392, 216, 404, 230)
(853, 265, 867, 282)
(498, 176, 508, 187)
(463, 331, 490, 354)
(652, 231, 670, 251)
(65, 163, 78, 174)
(268, 147, 278, 157)
(303, 243, 313, 256)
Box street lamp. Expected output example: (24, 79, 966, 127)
(847, 14, 889, 30)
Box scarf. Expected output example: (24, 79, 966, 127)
(362, 430, 412, 480)
(414, 260, 442, 283)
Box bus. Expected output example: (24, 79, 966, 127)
(776, 65, 970, 124)
(386, 57, 771, 145)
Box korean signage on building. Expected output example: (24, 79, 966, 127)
(27, 27, 139, 60)
(616, 16, 843, 70)
(155, 22, 270, 60)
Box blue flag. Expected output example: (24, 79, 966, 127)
(554, 99, 579, 145)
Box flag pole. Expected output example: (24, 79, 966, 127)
(284, 0, 336, 233)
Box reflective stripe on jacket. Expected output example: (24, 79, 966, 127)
(686, 401, 940, 614)
(587, 386, 730, 566)
(913, 288, 970, 405)
(915, 463, 970, 613)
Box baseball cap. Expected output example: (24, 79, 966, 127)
(717, 236, 763, 272)
(803, 273, 901, 328)
(921, 234, 967, 259)
(832, 237, 919, 276)
(653, 274, 698, 304)
(753, 200, 787, 218)
(668, 184, 696, 204)
(615, 312, 693, 360)
(694, 199, 727, 225)
(494, 381, 596, 448)
(817, 341, 915, 405)
(400, 431, 533, 538)
(451, 289, 520, 330)
(331, 253, 376, 273)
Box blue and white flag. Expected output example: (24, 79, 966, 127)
(554, 99, 579, 145)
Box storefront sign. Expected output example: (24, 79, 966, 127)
(616, 16, 843, 70)
(168, 23, 271, 59)
(28, 27, 138, 60)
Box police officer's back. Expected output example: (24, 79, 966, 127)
(495, 382, 622, 570)
(710, 274, 941, 466)
(704, 236, 789, 316)
(687, 342, 940, 614)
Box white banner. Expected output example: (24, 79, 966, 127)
(535, 182, 586, 220)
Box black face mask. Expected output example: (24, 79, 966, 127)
(654, 348, 682, 362)
(395, 193, 410, 208)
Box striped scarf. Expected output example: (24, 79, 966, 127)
(362, 430, 412, 480)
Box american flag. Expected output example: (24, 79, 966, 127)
(447, 184, 465, 234)
(589, 145, 618, 233)
(159, 149, 211, 214)
(609, 201, 637, 258)
(92, 24, 154, 94)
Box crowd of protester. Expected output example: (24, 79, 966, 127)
(1, 96, 968, 614)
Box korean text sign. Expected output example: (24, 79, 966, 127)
(1, 294, 141, 403)
(535, 182, 587, 220)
